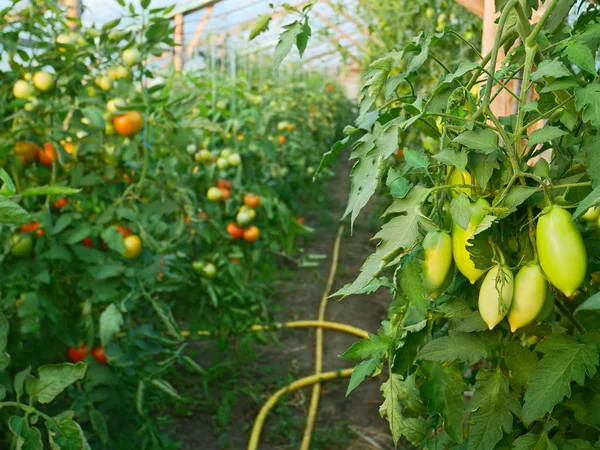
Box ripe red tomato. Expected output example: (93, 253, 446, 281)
(92, 347, 108, 364)
(230, 257, 242, 264)
(113, 111, 143, 137)
(396, 148, 404, 157)
(243, 225, 260, 242)
(82, 237, 94, 248)
(216, 179, 232, 190)
(116, 224, 132, 238)
(53, 198, 69, 210)
(199, 211, 208, 219)
(37, 143, 55, 167)
(226, 222, 244, 240)
(19, 221, 39, 233)
(67, 345, 88, 363)
(243, 193, 260, 208)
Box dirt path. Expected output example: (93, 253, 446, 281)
(175, 156, 392, 449)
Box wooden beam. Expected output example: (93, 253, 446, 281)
(313, 11, 367, 53)
(166, 0, 224, 19)
(186, 6, 214, 58)
(454, 0, 484, 19)
(322, 0, 385, 47)
(324, 32, 361, 64)
(174, 13, 184, 72)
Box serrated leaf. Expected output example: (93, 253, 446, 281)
(82, 106, 106, 129)
(563, 41, 597, 75)
(296, 19, 311, 57)
(504, 341, 539, 389)
(18, 186, 80, 197)
(450, 193, 471, 230)
(579, 135, 600, 188)
(273, 21, 303, 68)
(511, 431, 557, 450)
(346, 358, 379, 396)
(467, 370, 514, 450)
(0, 197, 32, 225)
(400, 254, 427, 328)
(453, 128, 498, 154)
(99, 304, 123, 347)
(150, 378, 182, 400)
(418, 331, 487, 365)
(529, 59, 572, 81)
(341, 335, 391, 360)
(433, 149, 468, 171)
(575, 84, 600, 127)
(522, 340, 599, 423)
(574, 291, 600, 314)
(386, 168, 412, 198)
(46, 415, 91, 450)
(422, 362, 466, 443)
(527, 126, 567, 146)
(249, 14, 271, 40)
(504, 186, 537, 208)
(26, 363, 87, 404)
(472, 153, 498, 189)
(404, 148, 430, 169)
(100, 226, 126, 253)
(335, 187, 434, 297)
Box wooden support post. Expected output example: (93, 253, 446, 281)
(174, 13, 184, 72)
(454, 0, 484, 18)
(186, 6, 214, 58)
(62, 0, 81, 29)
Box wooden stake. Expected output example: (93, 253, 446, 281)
(174, 13, 184, 72)
(62, 0, 81, 29)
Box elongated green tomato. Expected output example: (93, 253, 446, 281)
(422, 231, 452, 296)
(536, 206, 587, 296)
(452, 198, 489, 284)
(478, 264, 514, 330)
(582, 206, 600, 221)
(508, 265, 547, 332)
(448, 168, 472, 198)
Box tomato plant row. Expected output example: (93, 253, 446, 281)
(0, 1, 352, 448)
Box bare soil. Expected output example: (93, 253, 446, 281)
(174, 156, 393, 450)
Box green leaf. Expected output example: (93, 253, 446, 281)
(450, 193, 471, 230)
(574, 291, 600, 314)
(99, 304, 123, 347)
(403, 148, 430, 169)
(0, 168, 16, 193)
(453, 128, 498, 154)
(467, 370, 514, 450)
(563, 41, 597, 75)
(418, 331, 487, 365)
(14, 366, 31, 399)
(18, 186, 80, 197)
(580, 135, 600, 188)
(100, 226, 126, 253)
(575, 84, 600, 127)
(386, 168, 412, 198)
(433, 149, 468, 171)
(504, 186, 538, 208)
(0, 311, 7, 353)
(472, 153, 498, 189)
(342, 335, 391, 360)
(522, 338, 599, 423)
(346, 358, 379, 396)
(400, 254, 428, 328)
(46, 415, 91, 450)
(573, 187, 600, 220)
(65, 225, 93, 245)
(150, 378, 182, 400)
(561, 440, 595, 450)
(421, 362, 466, 443)
(335, 187, 434, 297)
(527, 126, 567, 146)
(296, 19, 311, 57)
(504, 342, 539, 389)
(563, 391, 600, 427)
(26, 363, 87, 404)
(90, 409, 109, 444)
(529, 59, 572, 81)
(82, 106, 106, 129)
(9, 416, 43, 450)
(273, 21, 303, 68)
(511, 431, 557, 450)
(249, 14, 271, 40)
(0, 197, 32, 225)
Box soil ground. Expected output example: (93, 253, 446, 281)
(174, 156, 393, 450)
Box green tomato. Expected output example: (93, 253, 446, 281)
(106, 98, 126, 114)
(186, 144, 197, 155)
(582, 206, 600, 221)
(422, 231, 453, 296)
(216, 157, 229, 170)
(32, 71, 54, 92)
(478, 264, 514, 330)
(236, 210, 253, 226)
(207, 187, 222, 201)
(196, 149, 211, 162)
(448, 168, 472, 198)
(122, 47, 142, 66)
(228, 153, 241, 167)
(221, 149, 232, 158)
(95, 75, 112, 91)
(192, 260, 204, 273)
(13, 80, 35, 99)
(11, 234, 33, 257)
(508, 265, 547, 332)
(452, 198, 489, 284)
(536, 206, 587, 296)
(202, 263, 217, 278)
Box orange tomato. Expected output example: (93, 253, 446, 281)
(230, 257, 242, 264)
(278, 135, 286, 145)
(14, 141, 38, 164)
(220, 187, 231, 200)
(36, 229, 45, 237)
(396, 148, 404, 157)
(326, 83, 334, 93)
(117, 224, 132, 238)
(216, 179, 232, 190)
(297, 217, 305, 225)
(19, 221, 39, 233)
(113, 111, 143, 137)
(243, 225, 260, 242)
(199, 211, 208, 219)
(92, 347, 108, 364)
(53, 198, 68, 210)
(37, 143, 55, 167)
(243, 193, 260, 208)
(63, 141, 75, 155)
(226, 223, 244, 240)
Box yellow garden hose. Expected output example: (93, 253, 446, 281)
(247, 368, 354, 450)
(301, 224, 344, 450)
